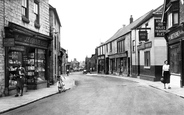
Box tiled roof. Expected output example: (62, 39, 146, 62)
(104, 10, 153, 44)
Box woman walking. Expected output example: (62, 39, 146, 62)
(162, 60, 171, 89)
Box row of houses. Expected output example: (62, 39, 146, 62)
(0, 0, 68, 97)
(95, 0, 184, 88)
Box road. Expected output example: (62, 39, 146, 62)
(2, 72, 184, 115)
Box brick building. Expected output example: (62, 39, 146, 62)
(49, 5, 61, 84)
(0, 0, 52, 96)
(162, 0, 184, 87)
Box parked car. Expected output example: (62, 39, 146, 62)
(83, 69, 87, 74)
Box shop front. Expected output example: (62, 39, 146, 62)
(109, 52, 128, 76)
(165, 25, 184, 87)
(97, 55, 105, 74)
(4, 22, 52, 95)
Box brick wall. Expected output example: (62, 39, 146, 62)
(4, 0, 50, 36)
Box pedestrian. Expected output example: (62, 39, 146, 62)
(66, 69, 69, 76)
(15, 64, 25, 97)
(162, 60, 171, 89)
(57, 75, 65, 93)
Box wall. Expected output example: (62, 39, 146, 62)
(0, 0, 5, 96)
(4, 0, 50, 36)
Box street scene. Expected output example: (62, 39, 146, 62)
(1, 0, 184, 115)
(1, 72, 184, 115)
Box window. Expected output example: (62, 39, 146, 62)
(144, 51, 150, 67)
(167, 13, 172, 28)
(34, 0, 40, 28)
(22, 0, 28, 17)
(117, 40, 125, 53)
(166, 1, 179, 29)
(173, 12, 179, 25)
(55, 36, 57, 49)
(132, 40, 135, 52)
(110, 42, 112, 52)
(106, 44, 108, 53)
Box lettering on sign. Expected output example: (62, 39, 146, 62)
(139, 31, 147, 41)
(15, 34, 48, 48)
(137, 41, 152, 50)
(154, 19, 166, 37)
(168, 30, 184, 40)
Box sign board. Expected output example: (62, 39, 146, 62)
(154, 19, 166, 37)
(168, 30, 184, 40)
(3, 38, 15, 47)
(139, 31, 147, 41)
(137, 41, 152, 50)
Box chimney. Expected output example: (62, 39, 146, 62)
(122, 24, 126, 28)
(130, 15, 133, 24)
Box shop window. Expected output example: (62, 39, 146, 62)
(144, 51, 150, 67)
(8, 51, 23, 88)
(22, 0, 29, 23)
(35, 49, 46, 81)
(170, 45, 181, 74)
(34, 0, 40, 28)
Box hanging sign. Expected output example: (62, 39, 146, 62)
(154, 19, 166, 37)
(139, 31, 147, 41)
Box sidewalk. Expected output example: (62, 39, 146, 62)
(0, 76, 75, 114)
(87, 73, 184, 98)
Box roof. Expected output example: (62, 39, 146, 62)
(133, 5, 163, 29)
(49, 4, 62, 27)
(103, 5, 164, 45)
(104, 10, 153, 44)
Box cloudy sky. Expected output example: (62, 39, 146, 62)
(49, 0, 164, 62)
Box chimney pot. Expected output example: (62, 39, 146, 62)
(130, 15, 133, 24)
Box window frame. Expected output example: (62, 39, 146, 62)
(34, 0, 40, 28)
(144, 51, 151, 68)
(21, 0, 29, 23)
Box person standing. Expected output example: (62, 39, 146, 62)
(15, 64, 25, 97)
(162, 60, 171, 89)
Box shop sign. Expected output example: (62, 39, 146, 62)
(139, 31, 147, 41)
(15, 34, 48, 48)
(137, 41, 152, 50)
(10, 46, 25, 52)
(168, 30, 184, 40)
(154, 19, 166, 37)
(3, 38, 15, 47)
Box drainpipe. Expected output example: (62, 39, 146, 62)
(130, 31, 132, 77)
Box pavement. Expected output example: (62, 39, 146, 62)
(0, 76, 75, 114)
(1, 73, 184, 114)
(86, 73, 184, 99)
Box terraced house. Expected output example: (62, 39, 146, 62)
(132, 5, 167, 81)
(97, 4, 168, 82)
(0, 0, 53, 96)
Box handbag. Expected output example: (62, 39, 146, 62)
(160, 77, 164, 83)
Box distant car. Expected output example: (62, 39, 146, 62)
(83, 69, 87, 74)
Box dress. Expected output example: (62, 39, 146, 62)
(163, 71, 170, 83)
(162, 64, 170, 84)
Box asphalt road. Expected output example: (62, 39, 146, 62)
(2, 72, 184, 115)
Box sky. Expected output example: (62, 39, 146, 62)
(49, 0, 164, 62)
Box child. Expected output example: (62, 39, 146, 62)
(57, 75, 65, 93)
